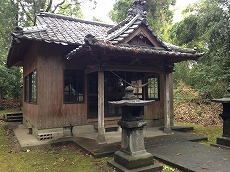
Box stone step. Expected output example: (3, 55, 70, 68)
(4, 112, 23, 122)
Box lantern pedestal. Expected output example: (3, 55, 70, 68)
(108, 86, 162, 172)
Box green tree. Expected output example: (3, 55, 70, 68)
(109, 0, 176, 39)
(0, 0, 21, 99)
(17, 0, 86, 26)
(56, 2, 83, 18)
(171, 0, 229, 97)
(0, 0, 92, 99)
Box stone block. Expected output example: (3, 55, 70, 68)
(34, 127, 64, 140)
(108, 160, 163, 172)
(144, 119, 164, 127)
(72, 125, 96, 136)
(121, 128, 145, 155)
(114, 150, 154, 170)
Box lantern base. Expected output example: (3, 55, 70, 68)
(108, 150, 162, 172)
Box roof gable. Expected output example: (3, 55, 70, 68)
(127, 33, 155, 47)
(123, 26, 164, 48)
(104, 0, 167, 50)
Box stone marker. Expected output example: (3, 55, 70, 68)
(108, 86, 162, 172)
(212, 87, 230, 147)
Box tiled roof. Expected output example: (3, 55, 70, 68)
(66, 39, 203, 62)
(11, 7, 196, 54)
(13, 12, 113, 45)
(8, 0, 203, 67)
(163, 42, 197, 54)
(66, 0, 202, 61)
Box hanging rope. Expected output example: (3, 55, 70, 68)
(110, 71, 148, 88)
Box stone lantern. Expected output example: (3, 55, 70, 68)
(108, 86, 162, 172)
(212, 87, 230, 147)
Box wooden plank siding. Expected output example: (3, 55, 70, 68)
(23, 43, 39, 128)
(36, 43, 87, 129)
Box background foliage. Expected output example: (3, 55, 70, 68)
(170, 0, 229, 97)
(0, 0, 21, 99)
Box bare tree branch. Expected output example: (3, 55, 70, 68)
(59, 4, 71, 10)
(18, 0, 34, 23)
(52, 0, 65, 13)
(45, 0, 53, 12)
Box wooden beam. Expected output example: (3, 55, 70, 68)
(97, 69, 106, 143)
(85, 66, 98, 74)
(103, 65, 164, 73)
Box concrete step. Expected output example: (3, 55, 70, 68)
(92, 119, 120, 132)
(171, 126, 194, 132)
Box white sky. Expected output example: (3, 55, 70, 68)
(172, 0, 199, 22)
(81, 0, 199, 24)
(53, 0, 199, 24)
(81, 0, 116, 24)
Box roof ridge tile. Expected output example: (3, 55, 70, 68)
(36, 12, 114, 28)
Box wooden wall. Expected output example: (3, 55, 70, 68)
(37, 43, 87, 129)
(22, 42, 173, 130)
(23, 43, 39, 127)
(144, 74, 165, 120)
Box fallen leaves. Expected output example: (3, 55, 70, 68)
(174, 102, 222, 127)
(174, 83, 223, 127)
(176, 153, 183, 156)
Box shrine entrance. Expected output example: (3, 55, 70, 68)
(87, 71, 147, 119)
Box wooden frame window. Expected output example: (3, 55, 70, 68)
(131, 80, 143, 99)
(24, 70, 37, 103)
(64, 70, 84, 103)
(146, 76, 159, 100)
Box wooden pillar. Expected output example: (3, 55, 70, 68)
(97, 69, 106, 143)
(164, 72, 172, 134)
(169, 73, 174, 126)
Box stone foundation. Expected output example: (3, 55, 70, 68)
(23, 117, 96, 140)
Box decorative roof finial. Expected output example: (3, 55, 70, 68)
(128, 0, 147, 18)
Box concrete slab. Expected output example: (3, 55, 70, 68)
(12, 123, 71, 148)
(73, 127, 166, 145)
(12, 123, 50, 147)
(147, 141, 230, 172)
(11, 123, 230, 172)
